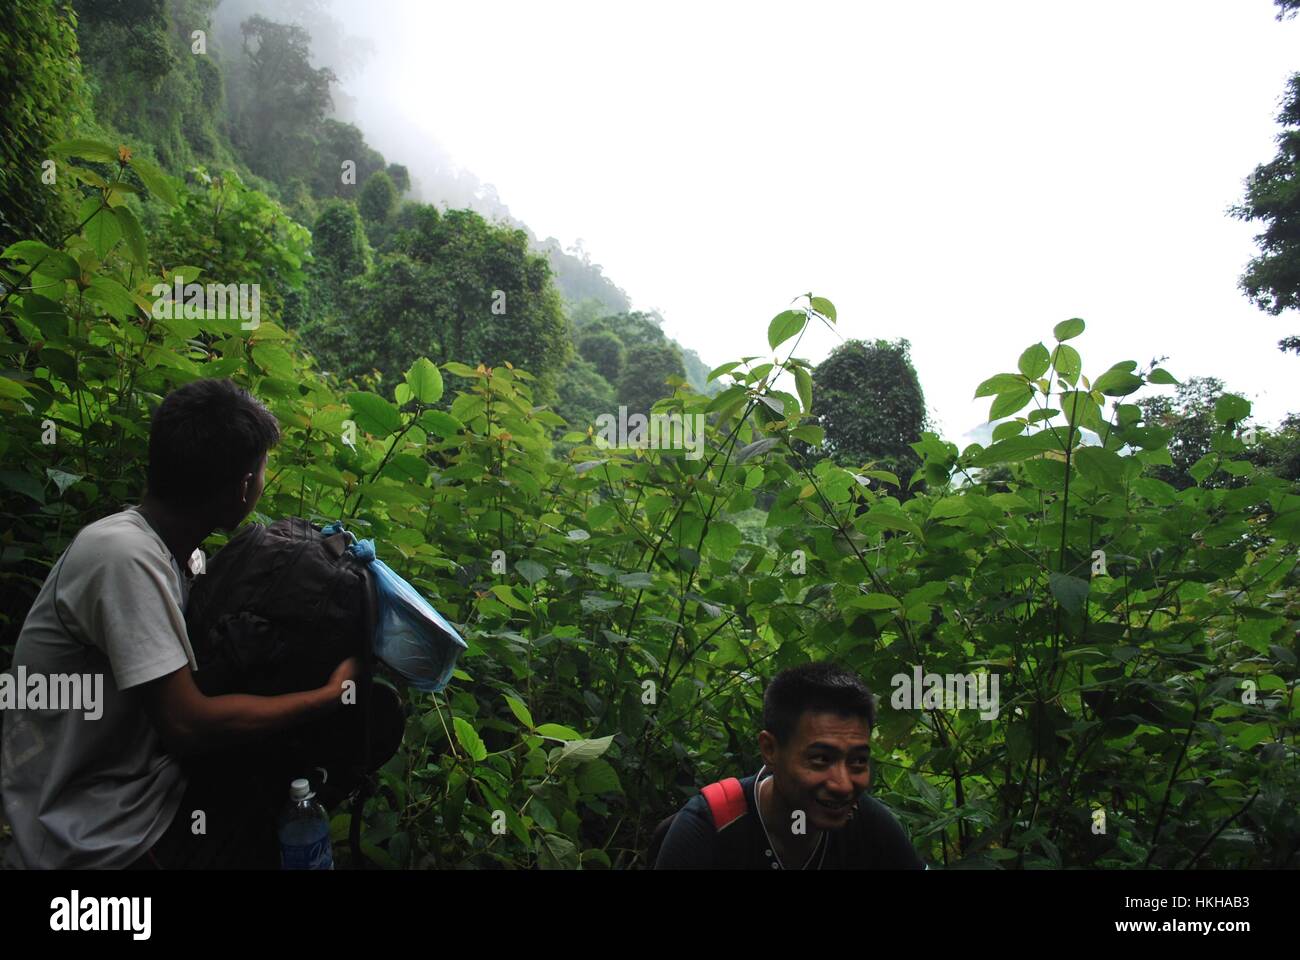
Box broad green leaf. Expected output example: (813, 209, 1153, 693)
(560, 735, 614, 764)
(794, 365, 813, 413)
(810, 296, 837, 322)
(347, 392, 403, 437)
(504, 695, 534, 729)
(1053, 317, 1085, 341)
(405, 356, 444, 404)
(515, 559, 547, 585)
(49, 138, 119, 163)
(767, 309, 805, 350)
(112, 206, 148, 267)
(535, 723, 583, 741)
(418, 410, 463, 437)
(129, 156, 178, 206)
(1073, 445, 1126, 492)
(1147, 367, 1179, 385)
(490, 584, 530, 611)
(1051, 344, 1082, 385)
(989, 387, 1033, 420)
(2, 241, 79, 281)
(576, 758, 623, 795)
(1092, 368, 1142, 397)
(974, 373, 1027, 399)
(849, 592, 902, 611)
(452, 717, 487, 761)
(1213, 394, 1250, 424)
(1049, 572, 1090, 615)
(85, 277, 138, 319)
(84, 206, 121, 259)
(1018, 343, 1051, 379)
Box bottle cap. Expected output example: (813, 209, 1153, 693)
(290, 778, 314, 801)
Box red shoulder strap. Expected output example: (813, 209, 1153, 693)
(701, 778, 747, 831)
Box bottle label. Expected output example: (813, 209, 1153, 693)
(281, 833, 334, 870)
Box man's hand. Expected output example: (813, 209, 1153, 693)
(327, 656, 362, 702)
(141, 656, 364, 757)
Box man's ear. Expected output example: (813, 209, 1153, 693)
(758, 729, 778, 766)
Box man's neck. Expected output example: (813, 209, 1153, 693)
(757, 773, 822, 867)
(135, 496, 214, 567)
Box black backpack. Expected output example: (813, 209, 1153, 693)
(183, 517, 406, 866)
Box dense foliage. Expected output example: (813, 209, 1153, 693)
(1, 0, 1297, 871)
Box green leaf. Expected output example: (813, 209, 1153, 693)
(452, 717, 487, 762)
(1073, 445, 1126, 492)
(0, 377, 34, 400)
(0, 470, 45, 503)
(129, 157, 178, 207)
(849, 592, 902, 611)
(736, 437, 780, 463)
(84, 206, 121, 259)
(989, 387, 1033, 420)
(929, 497, 971, 520)
(347, 392, 403, 437)
(112, 207, 148, 267)
(1018, 343, 1051, 379)
(1053, 318, 1085, 341)
(1091, 367, 1142, 397)
(85, 277, 138, 319)
(1051, 344, 1082, 385)
(1049, 572, 1090, 615)
(1213, 394, 1251, 424)
(535, 723, 583, 741)
(418, 409, 463, 437)
(560, 735, 614, 764)
(45, 469, 84, 496)
(48, 138, 119, 163)
(794, 365, 813, 413)
(2, 241, 79, 281)
(974, 373, 1027, 399)
(504, 695, 534, 729)
(490, 584, 530, 611)
(1147, 367, 1179, 385)
(576, 758, 623, 795)
(405, 357, 444, 404)
(707, 362, 741, 381)
(810, 296, 837, 322)
(767, 309, 806, 350)
(515, 559, 547, 585)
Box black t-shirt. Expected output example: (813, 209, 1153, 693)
(654, 772, 926, 870)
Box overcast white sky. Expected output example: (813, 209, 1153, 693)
(340, 0, 1299, 444)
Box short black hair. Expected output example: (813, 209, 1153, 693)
(147, 378, 280, 506)
(763, 661, 875, 745)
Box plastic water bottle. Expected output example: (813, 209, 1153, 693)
(278, 778, 334, 870)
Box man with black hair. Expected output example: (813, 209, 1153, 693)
(654, 661, 925, 869)
(1, 379, 358, 868)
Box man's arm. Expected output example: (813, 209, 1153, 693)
(139, 656, 360, 758)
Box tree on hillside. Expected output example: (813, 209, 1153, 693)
(1232, 0, 1300, 354)
(359, 170, 397, 224)
(619, 341, 686, 414)
(578, 330, 624, 383)
(303, 204, 571, 395)
(230, 15, 335, 185)
(811, 338, 927, 482)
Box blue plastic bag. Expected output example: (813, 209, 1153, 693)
(322, 522, 467, 692)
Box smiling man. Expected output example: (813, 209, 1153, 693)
(654, 661, 925, 869)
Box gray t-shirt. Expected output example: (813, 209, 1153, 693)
(1, 507, 199, 868)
